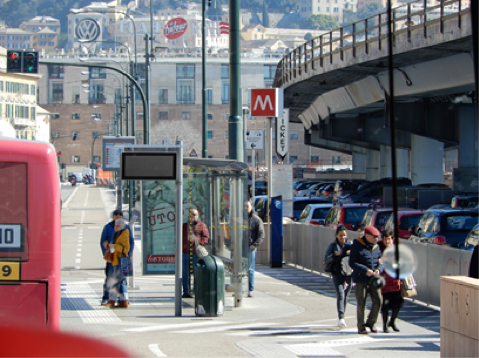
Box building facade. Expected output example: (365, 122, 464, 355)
(38, 52, 348, 171)
(299, 0, 358, 23)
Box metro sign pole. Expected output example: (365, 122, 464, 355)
(250, 88, 285, 227)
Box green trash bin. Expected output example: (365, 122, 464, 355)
(195, 255, 225, 317)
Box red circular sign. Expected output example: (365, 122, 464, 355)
(163, 18, 188, 40)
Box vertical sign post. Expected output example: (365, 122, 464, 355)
(276, 108, 289, 160)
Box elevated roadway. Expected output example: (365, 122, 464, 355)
(274, 0, 476, 187)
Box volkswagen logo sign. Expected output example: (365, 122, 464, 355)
(75, 18, 101, 42)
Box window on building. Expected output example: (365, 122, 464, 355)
(89, 84, 105, 104)
(52, 83, 63, 104)
(72, 94, 80, 104)
(71, 131, 80, 140)
(136, 130, 143, 144)
(92, 113, 101, 120)
(264, 65, 276, 79)
(177, 79, 194, 104)
(49, 65, 64, 79)
(310, 156, 319, 162)
(93, 155, 101, 163)
(48, 42, 54, 46)
(206, 88, 212, 104)
(158, 88, 168, 104)
(221, 64, 229, 79)
(134, 82, 146, 101)
(51, 131, 60, 139)
(159, 111, 168, 120)
(71, 112, 80, 120)
(289, 156, 298, 164)
(0, 80, 3, 92)
(207, 113, 213, 120)
(71, 155, 80, 163)
(225, 131, 228, 139)
(136, 112, 144, 121)
(333, 7, 339, 12)
(30, 84, 35, 95)
(182, 111, 191, 120)
(207, 130, 213, 139)
(176, 64, 195, 78)
(225, 112, 229, 119)
(222, 82, 229, 104)
(51, 113, 60, 119)
(92, 131, 101, 139)
(290, 131, 299, 140)
(247, 156, 252, 163)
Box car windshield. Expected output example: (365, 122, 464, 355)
(294, 200, 321, 212)
(344, 207, 368, 224)
(399, 214, 422, 230)
(312, 208, 331, 220)
(443, 215, 479, 232)
(298, 206, 312, 222)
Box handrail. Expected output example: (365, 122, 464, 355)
(274, 0, 470, 88)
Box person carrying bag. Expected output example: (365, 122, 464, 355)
(324, 225, 353, 329)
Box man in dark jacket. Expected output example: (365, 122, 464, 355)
(246, 201, 265, 297)
(349, 225, 384, 334)
(100, 209, 135, 306)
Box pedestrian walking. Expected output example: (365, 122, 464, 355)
(324, 224, 352, 329)
(182, 209, 209, 298)
(378, 229, 403, 333)
(245, 201, 265, 298)
(100, 209, 134, 306)
(103, 218, 130, 308)
(349, 225, 384, 334)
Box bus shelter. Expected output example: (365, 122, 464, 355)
(141, 157, 249, 308)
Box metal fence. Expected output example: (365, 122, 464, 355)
(258, 223, 473, 307)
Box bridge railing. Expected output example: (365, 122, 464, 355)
(274, 0, 470, 88)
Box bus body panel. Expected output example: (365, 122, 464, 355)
(0, 138, 60, 330)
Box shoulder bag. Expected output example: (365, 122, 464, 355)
(194, 236, 209, 259)
(400, 275, 417, 298)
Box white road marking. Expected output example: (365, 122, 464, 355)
(123, 321, 226, 333)
(74, 266, 80, 270)
(64, 227, 76, 229)
(148, 344, 167, 357)
(78, 244, 82, 247)
(77, 248, 81, 252)
(87, 226, 101, 229)
(84, 191, 89, 207)
(75, 259, 81, 263)
(176, 322, 280, 334)
(76, 253, 81, 257)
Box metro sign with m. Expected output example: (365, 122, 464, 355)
(251, 88, 284, 117)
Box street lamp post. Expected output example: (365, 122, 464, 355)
(202, 0, 208, 158)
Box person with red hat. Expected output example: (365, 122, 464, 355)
(349, 225, 384, 334)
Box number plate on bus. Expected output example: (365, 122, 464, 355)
(0, 224, 22, 249)
(0, 261, 20, 280)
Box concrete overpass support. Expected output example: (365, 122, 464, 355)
(453, 106, 478, 191)
(352, 151, 366, 174)
(366, 149, 380, 181)
(380, 145, 409, 179)
(410, 135, 444, 185)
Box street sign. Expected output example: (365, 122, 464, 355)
(102, 136, 136, 171)
(276, 109, 289, 159)
(250, 88, 284, 117)
(189, 149, 198, 157)
(245, 129, 264, 150)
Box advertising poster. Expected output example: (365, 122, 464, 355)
(142, 173, 210, 275)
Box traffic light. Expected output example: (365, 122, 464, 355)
(7, 51, 22, 73)
(23, 52, 38, 73)
(72, 132, 78, 141)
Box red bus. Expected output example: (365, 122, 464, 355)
(0, 138, 61, 330)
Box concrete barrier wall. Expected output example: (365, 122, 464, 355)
(258, 222, 474, 307)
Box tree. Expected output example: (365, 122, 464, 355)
(0, 0, 37, 28)
(343, 2, 383, 24)
(262, 0, 270, 28)
(150, 120, 201, 155)
(303, 14, 339, 31)
(304, 33, 313, 41)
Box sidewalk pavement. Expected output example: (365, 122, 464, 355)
(60, 186, 441, 358)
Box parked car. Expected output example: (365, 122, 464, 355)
(323, 203, 370, 231)
(253, 181, 268, 196)
(293, 180, 307, 190)
(409, 209, 479, 247)
(458, 223, 479, 251)
(352, 205, 393, 232)
(292, 197, 330, 221)
(382, 209, 424, 239)
(294, 181, 321, 195)
(339, 177, 412, 203)
(316, 183, 336, 201)
(254, 195, 268, 221)
(297, 203, 334, 225)
(332, 180, 368, 202)
(451, 195, 479, 209)
(294, 181, 326, 197)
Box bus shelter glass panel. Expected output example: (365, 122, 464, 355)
(142, 171, 210, 275)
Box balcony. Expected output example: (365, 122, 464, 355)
(13, 117, 35, 126)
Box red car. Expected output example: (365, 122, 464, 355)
(323, 203, 370, 231)
(353, 206, 394, 232)
(382, 209, 424, 239)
